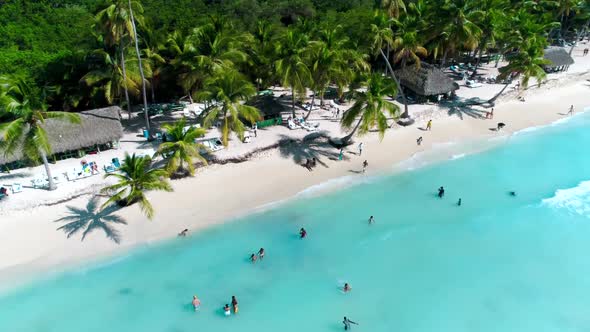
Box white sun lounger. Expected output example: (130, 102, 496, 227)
(11, 183, 22, 193)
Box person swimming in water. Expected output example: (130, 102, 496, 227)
(250, 253, 257, 263)
(300, 228, 307, 239)
(258, 248, 265, 260)
(368, 216, 375, 224)
(223, 304, 231, 316)
(509, 191, 517, 196)
(231, 296, 239, 313)
(343, 317, 358, 330)
(343, 283, 352, 292)
(438, 186, 445, 198)
(457, 198, 462, 206)
(192, 295, 201, 311)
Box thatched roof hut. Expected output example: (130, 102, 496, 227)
(543, 47, 574, 68)
(394, 63, 459, 96)
(0, 106, 123, 165)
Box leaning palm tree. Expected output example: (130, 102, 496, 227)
(101, 153, 172, 219)
(339, 73, 400, 145)
(392, 31, 428, 68)
(0, 76, 80, 191)
(155, 118, 207, 177)
(370, 11, 412, 123)
(275, 29, 311, 117)
(197, 69, 262, 146)
(488, 43, 550, 104)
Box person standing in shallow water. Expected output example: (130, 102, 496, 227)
(258, 248, 265, 260)
(368, 216, 375, 224)
(343, 317, 358, 330)
(457, 198, 462, 206)
(231, 296, 238, 314)
(438, 186, 445, 198)
(300, 228, 307, 239)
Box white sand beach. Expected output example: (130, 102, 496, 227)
(1, 45, 590, 287)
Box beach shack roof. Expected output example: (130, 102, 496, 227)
(543, 47, 574, 67)
(0, 106, 123, 165)
(394, 63, 459, 96)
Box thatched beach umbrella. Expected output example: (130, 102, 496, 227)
(543, 46, 574, 72)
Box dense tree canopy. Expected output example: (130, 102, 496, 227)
(0, 0, 588, 114)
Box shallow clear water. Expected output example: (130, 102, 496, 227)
(2, 111, 590, 332)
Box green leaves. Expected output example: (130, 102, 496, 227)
(155, 118, 208, 176)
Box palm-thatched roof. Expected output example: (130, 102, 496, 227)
(394, 63, 459, 96)
(0, 106, 123, 165)
(543, 47, 574, 67)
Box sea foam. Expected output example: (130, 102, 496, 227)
(542, 180, 590, 218)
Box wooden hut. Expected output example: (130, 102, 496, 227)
(543, 46, 574, 72)
(0, 106, 123, 167)
(394, 63, 459, 101)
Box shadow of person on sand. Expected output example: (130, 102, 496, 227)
(54, 196, 127, 244)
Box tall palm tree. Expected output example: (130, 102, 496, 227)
(155, 118, 207, 176)
(340, 73, 400, 144)
(94, 0, 137, 118)
(488, 44, 550, 104)
(275, 29, 311, 117)
(370, 11, 411, 123)
(127, 0, 151, 135)
(101, 153, 172, 219)
(0, 76, 80, 191)
(469, 0, 507, 78)
(382, 0, 406, 18)
(392, 31, 428, 68)
(80, 48, 145, 107)
(197, 69, 262, 146)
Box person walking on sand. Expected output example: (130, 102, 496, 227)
(417, 136, 423, 146)
(362, 160, 368, 173)
(568, 105, 574, 116)
(368, 216, 375, 224)
(339, 148, 344, 161)
(426, 119, 432, 131)
(343, 317, 358, 330)
(253, 123, 258, 137)
(358, 142, 363, 156)
(486, 108, 494, 119)
(584, 48, 589, 56)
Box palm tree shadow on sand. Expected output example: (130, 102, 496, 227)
(278, 133, 342, 167)
(54, 196, 127, 244)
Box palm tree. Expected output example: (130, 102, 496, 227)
(101, 153, 172, 219)
(197, 69, 262, 146)
(488, 44, 550, 104)
(155, 118, 207, 176)
(370, 11, 411, 123)
(0, 76, 80, 191)
(382, 0, 406, 18)
(469, 0, 507, 78)
(80, 48, 144, 107)
(392, 30, 428, 68)
(94, 0, 137, 118)
(127, 0, 151, 135)
(339, 73, 400, 144)
(275, 29, 311, 117)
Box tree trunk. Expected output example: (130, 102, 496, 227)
(150, 77, 156, 103)
(291, 86, 296, 118)
(341, 116, 363, 144)
(470, 36, 488, 79)
(304, 92, 315, 121)
(120, 46, 132, 120)
(40, 150, 56, 191)
(441, 49, 449, 68)
(380, 49, 410, 120)
(129, 0, 151, 136)
(488, 81, 511, 104)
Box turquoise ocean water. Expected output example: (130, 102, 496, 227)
(2, 110, 590, 332)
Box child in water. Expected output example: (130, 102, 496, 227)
(192, 295, 201, 311)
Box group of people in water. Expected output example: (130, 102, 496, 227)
(250, 248, 265, 263)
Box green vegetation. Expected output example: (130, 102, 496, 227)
(101, 153, 172, 219)
(155, 118, 207, 176)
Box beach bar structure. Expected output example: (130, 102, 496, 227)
(543, 46, 574, 72)
(246, 95, 285, 128)
(0, 106, 123, 168)
(394, 63, 459, 101)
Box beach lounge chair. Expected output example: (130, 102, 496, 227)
(466, 80, 482, 88)
(112, 158, 121, 169)
(104, 164, 116, 173)
(287, 120, 301, 130)
(31, 177, 49, 189)
(11, 183, 22, 193)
